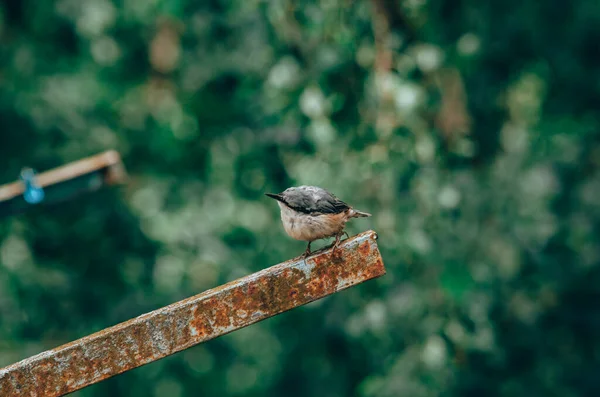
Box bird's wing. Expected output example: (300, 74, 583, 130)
(285, 186, 350, 214)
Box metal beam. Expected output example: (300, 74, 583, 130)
(0, 230, 385, 396)
(0, 150, 126, 218)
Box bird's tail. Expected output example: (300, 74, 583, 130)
(348, 208, 371, 218)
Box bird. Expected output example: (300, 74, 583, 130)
(266, 185, 371, 258)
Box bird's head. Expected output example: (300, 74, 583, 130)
(265, 192, 289, 211)
(266, 186, 318, 214)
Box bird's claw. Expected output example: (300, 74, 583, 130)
(301, 242, 312, 260)
(331, 233, 343, 257)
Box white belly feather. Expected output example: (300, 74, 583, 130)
(277, 202, 347, 241)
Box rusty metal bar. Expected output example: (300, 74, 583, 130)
(0, 230, 385, 397)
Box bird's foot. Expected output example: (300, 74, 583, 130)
(301, 242, 312, 260)
(331, 234, 342, 257)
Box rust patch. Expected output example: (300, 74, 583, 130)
(212, 302, 232, 329)
(189, 306, 215, 339)
(358, 240, 371, 256)
(0, 230, 385, 397)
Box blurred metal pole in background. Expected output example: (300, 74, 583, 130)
(0, 230, 385, 397)
(0, 150, 127, 218)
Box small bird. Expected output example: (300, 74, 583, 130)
(266, 185, 371, 258)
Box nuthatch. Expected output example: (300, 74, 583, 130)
(266, 185, 371, 258)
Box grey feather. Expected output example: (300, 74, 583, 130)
(280, 186, 350, 215)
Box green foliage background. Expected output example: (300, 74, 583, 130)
(1, 0, 600, 396)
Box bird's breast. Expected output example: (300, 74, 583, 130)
(278, 204, 347, 241)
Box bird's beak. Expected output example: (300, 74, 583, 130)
(265, 193, 285, 202)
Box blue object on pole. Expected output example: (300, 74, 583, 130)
(20, 167, 45, 204)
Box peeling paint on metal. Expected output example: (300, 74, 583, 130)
(0, 230, 385, 397)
